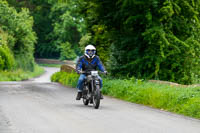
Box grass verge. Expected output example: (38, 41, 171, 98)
(0, 64, 45, 81)
(51, 71, 200, 119)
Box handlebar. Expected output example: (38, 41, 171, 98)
(80, 71, 90, 74)
(78, 71, 107, 75)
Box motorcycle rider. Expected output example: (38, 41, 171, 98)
(76, 44, 107, 100)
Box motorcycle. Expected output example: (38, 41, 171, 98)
(80, 71, 105, 109)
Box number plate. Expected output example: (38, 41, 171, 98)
(91, 71, 98, 76)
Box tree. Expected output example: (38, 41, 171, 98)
(48, 1, 84, 59)
(78, 0, 200, 84)
(7, 0, 85, 59)
(0, 1, 36, 71)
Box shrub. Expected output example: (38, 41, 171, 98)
(51, 71, 79, 87)
(0, 45, 15, 70)
(0, 1, 36, 71)
(0, 64, 44, 81)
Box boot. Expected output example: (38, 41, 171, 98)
(76, 92, 82, 100)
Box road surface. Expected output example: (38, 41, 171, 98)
(0, 67, 200, 133)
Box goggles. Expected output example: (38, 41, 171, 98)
(86, 49, 95, 52)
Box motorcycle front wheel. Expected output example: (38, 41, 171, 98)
(93, 85, 101, 109)
(82, 89, 89, 105)
(83, 98, 89, 105)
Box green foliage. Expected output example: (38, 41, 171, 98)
(78, 0, 111, 63)
(48, 1, 84, 58)
(0, 64, 44, 81)
(28, 0, 57, 58)
(102, 78, 200, 119)
(90, 25, 111, 64)
(0, 1, 36, 71)
(9, 0, 85, 59)
(0, 28, 15, 70)
(15, 55, 35, 72)
(79, 33, 92, 52)
(179, 98, 200, 118)
(0, 45, 15, 70)
(59, 42, 76, 60)
(51, 71, 79, 87)
(79, 0, 200, 84)
(0, 69, 28, 81)
(5, 0, 200, 84)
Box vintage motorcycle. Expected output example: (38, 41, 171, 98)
(81, 71, 105, 109)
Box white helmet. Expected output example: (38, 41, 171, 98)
(85, 45, 96, 58)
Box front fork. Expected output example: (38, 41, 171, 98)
(92, 78, 100, 93)
(83, 77, 100, 98)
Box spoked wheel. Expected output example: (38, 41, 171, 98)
(93, 85, 101, 109)
(82, 89, 89, 105)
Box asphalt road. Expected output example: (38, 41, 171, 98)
(0, 67, 200, 133)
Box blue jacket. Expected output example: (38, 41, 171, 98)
(76, 55, 105, 72)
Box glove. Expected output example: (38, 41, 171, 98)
(77, 70, 81, 74)
(103, 71, 108, 75)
